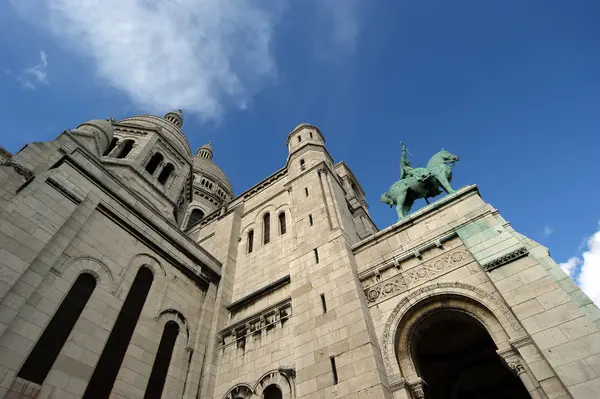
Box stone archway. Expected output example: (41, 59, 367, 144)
(409, 308, 530, 399)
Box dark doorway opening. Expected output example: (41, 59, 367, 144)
(263, 385, 283, 399)
(411, 310, 530, 399)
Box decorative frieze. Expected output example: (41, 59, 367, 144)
(482, 247, 528, 272)
(219, 298, 292, 350)
(364, 247, 472, 304)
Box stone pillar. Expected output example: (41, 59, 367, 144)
(407, 378, 425, 399)
(108, 141, 124, 157)
(498, 348, 548, 399)
(154, 161, 166, 178)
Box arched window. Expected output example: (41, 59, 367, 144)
(278, 212, 286, 235)
(158, 163, 174, 185)
(83, 267, 154, 398)
(247, 230, 254, 254)
(145, 153, 164, 175)
(263, 213, 270, 245)
(300, 159, 306, 171)
(18, 273, 96, 385)
(263, 385, 283, 399)
(187, 209, 205, 227)
(103, 138, 119, 156)
(143, 321, 180, 399)
(117, 139, 134, 159)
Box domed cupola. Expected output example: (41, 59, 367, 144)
(164, 109, 183, 128)
(184, 142, 234, 229)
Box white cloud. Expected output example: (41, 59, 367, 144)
(15, 0, 282, 120)
(10, 1, 364, 119)
(543, 225, 553, 237)
(560, 223, 600, 305)
(20, 51, 49, 90)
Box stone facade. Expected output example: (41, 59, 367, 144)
(0, 114, 599, 399)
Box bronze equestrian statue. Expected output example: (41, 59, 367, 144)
(381, 143, 460, 220)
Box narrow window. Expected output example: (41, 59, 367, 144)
(158, 163, 174, 185)
(278, 212, 286, 235)
(309, 132, 314, 139)
(309, 214, 313, 226)
(314, 248, 319, 264)
(320, 293, 327, 313)
(300, 159, 306, 171)
(247, 230, 254, 254)
(297, 136, 302, 143)
(103, 138, 119, 156)
(263, 213, 271, 245)
(187, 209, 204, 228)
(18, 273, 96, 385)
(83, 267, 154, 399)
(117, 139, 134, 159)
(143, 321, 180, 399)
(304, 187, 309, 197)
(145, 153, 164, 175)
(330, 356, 338, 385)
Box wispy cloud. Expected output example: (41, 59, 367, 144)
(543, 225, 553, 237)
(560, 222, 600, 305)
(319, 0, 363, 52)
(9, 0, 364, 120)
(19, 51, 49, 90)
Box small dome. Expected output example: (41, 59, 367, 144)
(165, 109, 183, 128)
(193, 143, 233, 195)
(196, 142, 213, 160)
(119, 114, 192, 157)
(75, 119, 114, 154)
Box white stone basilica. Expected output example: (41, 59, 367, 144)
(0, 111, 599, 399)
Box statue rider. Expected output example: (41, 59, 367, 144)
(400, 142, 430, 183)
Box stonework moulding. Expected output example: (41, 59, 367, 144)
(482, 246, 529, 271)
(363, 246, 472, 305)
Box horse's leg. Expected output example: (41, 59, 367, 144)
(395, 189, 407, 220)
(402, 197, 414, 216)
(434, 172, 455, 194)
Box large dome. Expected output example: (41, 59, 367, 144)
(119, 113, 192, 157)
(193, 142, 233, 195)
(193, 155, 233, 195)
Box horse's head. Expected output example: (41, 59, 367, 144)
(380, 192, 395, 207)
(439, 148, 460, 164)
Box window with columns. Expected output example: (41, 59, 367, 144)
(117, 139, 134, 159)
(145, 153, 164, 175)
(158, 163, 174, 185)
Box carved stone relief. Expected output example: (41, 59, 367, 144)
(364, 246, 472, 305)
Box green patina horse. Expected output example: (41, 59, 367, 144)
(380, 144, 460, 220)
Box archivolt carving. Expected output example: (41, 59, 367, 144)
(223, 384, 253, 399)
(380, 282, 525, 381)
(221, 370, 295, 399)
(56, 256, 115, 294)
(254, 369, 294, 399)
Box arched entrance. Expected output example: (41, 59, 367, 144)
(263, 385, 282, 399)
(410, 309, 530, 399)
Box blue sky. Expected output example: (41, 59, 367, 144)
(1, 1, 599, 300)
